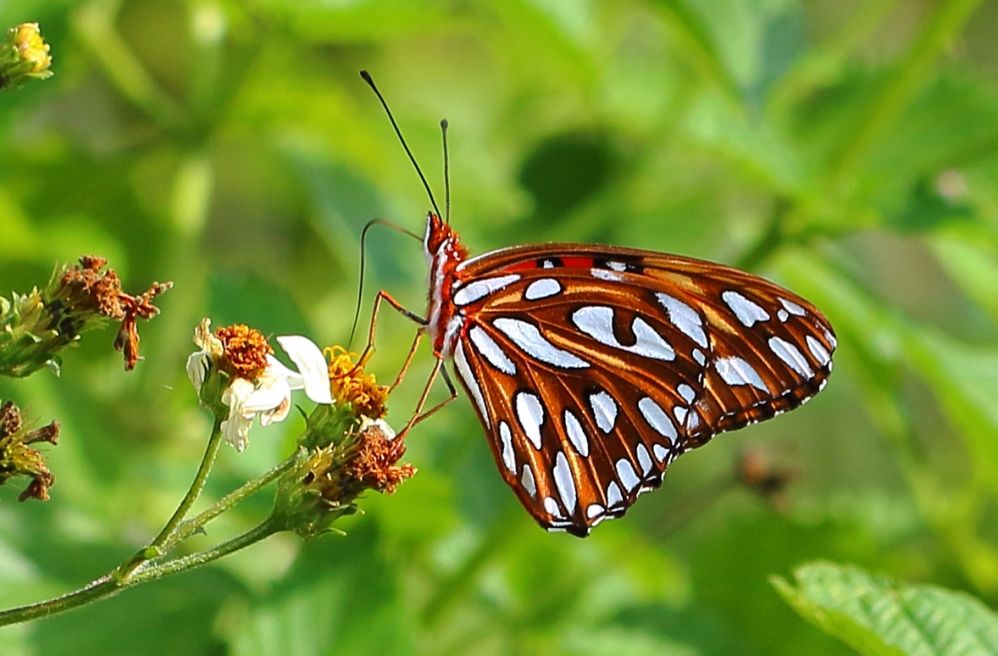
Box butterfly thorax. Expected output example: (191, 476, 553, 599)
(423, 212, 469, 358)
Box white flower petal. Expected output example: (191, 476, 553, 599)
(264, 354, 304, 389)
(221, 414, 253, 451)
(360, 416, 397, 441)
(222, 377, 255, 411)
(192, 318, 223, 357)
(276, 335, 333, 404)
(259, 397, 291, 426)
(244, 375, 291, 414)
(186, 351, 209, 391)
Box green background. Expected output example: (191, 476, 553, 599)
(1, 0, 997, 653)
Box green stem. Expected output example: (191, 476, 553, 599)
(130, 518, 282, 583)
(153, 418, 225, 547)
(118, 417, 225, 576)
(162, 452, 299, 551)
(0, 518, 282, 626)
(0, 575, 120, 626)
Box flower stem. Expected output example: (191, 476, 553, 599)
(130, 518, 282, 583)
(162, 451, 300, 551)
(119, 418, 225, 576)
(154, 418, 225, 544)
(0, 517, 282, 626)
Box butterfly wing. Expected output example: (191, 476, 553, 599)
(448, 245, 836, 536)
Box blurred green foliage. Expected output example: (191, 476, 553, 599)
(1, 0, 997, 653)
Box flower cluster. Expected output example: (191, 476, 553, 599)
(276, 416, 415, 539)
(326, 346, 388, 419)
(186, 319, 334, 451)
(0, 256, 172, 376)
(185, 318, 416, 536)
(0, 23, 52, 90)
(0, 400, 59, 501)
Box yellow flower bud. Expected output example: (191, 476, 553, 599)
(12, 23, 51, 75)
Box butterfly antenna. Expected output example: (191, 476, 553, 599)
(441, 119, 451, 224)
(349, 218, 422, 349)
(360, 70, 442, 219)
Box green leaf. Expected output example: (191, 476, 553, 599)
(928, 227, 998, 322)
(224, 525, 412, 656)
(899, 324, 998, 489)
(773, 561, 998, 656)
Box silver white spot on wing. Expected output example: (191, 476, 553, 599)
(586, 503, 605, 519)
(591, 268, 623, 282)
(616, 459, 640, 493)
(607, 261, 628, 272)
(806, 335, 831, 366)
(493, 318, 590, 369)
(552, 451, 577, 514)
(468, 326, 516, 375)
(777, 309, 790, 322)
(498, 421, 515, 473)
(674, 406, 688, 425)
(541, 259, 557, 269)
(521, 465, 536, 498)
(588, 391, 618, 433)
(656, 293, 708, 348)
(715, 356, 769, 392)
(543, 496, 562, 518)
(514, 391, 544, 449)
(454, 341, 490, 428)
(768, 336, 814, 377)
(453, 274, 520, 306)
(824, 328, 837, 349)
(693, 348, 707, 366)
(636, 444, 653, 475)
(678, 383, 696, 404)
(779, 297, 807, 316)
(571, 306, 675, 361)
(638, 397, 677, 439)
(722, 290, 770, 327)
(606, 481, 623, 507)
(563, 409, 590, 457)
(653, 443, 670, 462)
(524, 278, 562, 301)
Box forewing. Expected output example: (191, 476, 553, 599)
(450, 245, 836, 535)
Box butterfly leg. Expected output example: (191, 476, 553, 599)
(344, 289, 427, 379)
(388, 331, 424, 393)
(395, 358, 458, 440)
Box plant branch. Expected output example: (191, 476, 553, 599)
(161, 452, 300, 551)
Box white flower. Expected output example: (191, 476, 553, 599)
(188, 327, 334, 451)
(185, 318, 224, 391)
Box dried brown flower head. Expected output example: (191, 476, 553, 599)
(49, 255, 172, 370)
(343, 420, 415, 495)
(214, 324, 273, 381)
(0, 400, 60, 501)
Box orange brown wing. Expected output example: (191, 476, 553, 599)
(449, 244, 835, 536)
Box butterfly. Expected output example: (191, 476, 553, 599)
(358, 71, 836, 537)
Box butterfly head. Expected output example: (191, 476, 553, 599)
(422, 211, 468, 264)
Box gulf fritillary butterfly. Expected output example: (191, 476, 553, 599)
(358, 72, 836, 536)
